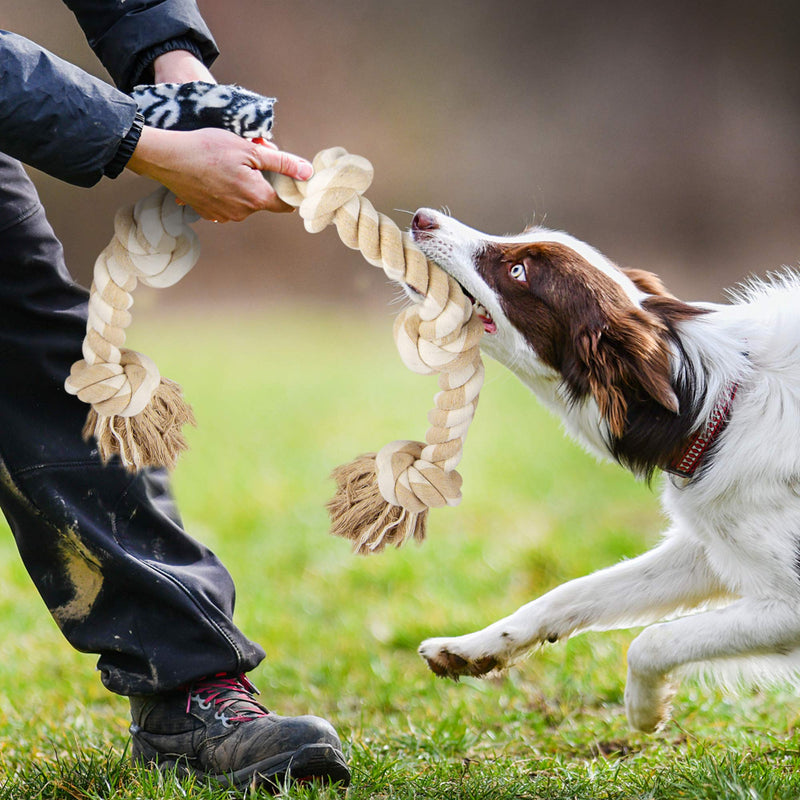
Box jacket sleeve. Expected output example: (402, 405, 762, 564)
(0, 31, 141, 187)
(62, 0, 219, 92)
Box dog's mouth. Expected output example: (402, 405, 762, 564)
(409, 276, 497, 335)
(462, 289, 497, 335)
(411, 210, 497, 335)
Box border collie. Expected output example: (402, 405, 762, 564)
(410, 208, 800, 732)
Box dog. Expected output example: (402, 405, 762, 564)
(409, 208, 800, 732)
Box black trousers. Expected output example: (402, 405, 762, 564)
(0, 154, 265, 695)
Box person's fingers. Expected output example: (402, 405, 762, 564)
(137, 129, 306, 221)
(247, 173, 295, 214)
(192, 176, 294, 221)
(262, 192, 295, 213)
(250, 142, 314, 181)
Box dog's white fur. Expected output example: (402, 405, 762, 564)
(411, 209, 800, 731)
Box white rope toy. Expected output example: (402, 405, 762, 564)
(66, 82, 485, 553)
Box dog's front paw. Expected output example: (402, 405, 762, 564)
(418, 636, 503, 680)
(624, 672, 676, 732)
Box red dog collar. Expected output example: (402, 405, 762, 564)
(667, 383, 738, 479)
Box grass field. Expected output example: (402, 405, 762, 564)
(1, 306, 799, 799)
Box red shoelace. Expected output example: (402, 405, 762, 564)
(186, 673, 270, 724)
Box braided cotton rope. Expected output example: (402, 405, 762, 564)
(269, 147, 484, 553)
(65, 187, 200, 469)
(66, 139, 483, 553)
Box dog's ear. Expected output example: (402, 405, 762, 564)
(575, 327, 627, 437)
(575, 312, 679, 438)
(622, 268, 676, 299)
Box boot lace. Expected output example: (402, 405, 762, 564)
(186, 673, 270, 727)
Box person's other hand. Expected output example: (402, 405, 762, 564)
(152, 49, 216, 84)
(127, 127, 311, 222)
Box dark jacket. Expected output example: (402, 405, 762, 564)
(0, 0, 218, 187)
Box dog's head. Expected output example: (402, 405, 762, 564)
(411, 209, 704, 443)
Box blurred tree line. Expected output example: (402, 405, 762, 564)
(7, 0, 800, 307)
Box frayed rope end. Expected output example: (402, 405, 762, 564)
(82, 378, 196, 471)
(327, 453, 427, 555)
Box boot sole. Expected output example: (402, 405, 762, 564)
(138, 741, 351, 792)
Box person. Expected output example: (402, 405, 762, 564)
(0, 2, 350, 792)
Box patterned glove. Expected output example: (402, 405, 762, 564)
(131, 81, 275, 139)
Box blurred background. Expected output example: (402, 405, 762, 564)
(7, 0, 800, 307)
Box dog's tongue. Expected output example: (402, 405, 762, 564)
(474, 302, 497, 334)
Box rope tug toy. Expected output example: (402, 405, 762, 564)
(66, 82, 484, 554)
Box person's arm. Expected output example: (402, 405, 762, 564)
(61, 0, 219, 92)
(0, 34, 313, 216)
(0, 30, 139, 187)
(124, 50, 313, 221)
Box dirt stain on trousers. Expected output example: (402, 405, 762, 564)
(51, 526, 104, 626)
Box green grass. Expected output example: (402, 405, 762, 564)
(0, 305, 798, 798)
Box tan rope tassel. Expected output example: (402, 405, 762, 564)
(65, 186, 200, 470)
(270, 147, 484, 554)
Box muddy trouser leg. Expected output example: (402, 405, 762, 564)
(0, 155, 265, 695)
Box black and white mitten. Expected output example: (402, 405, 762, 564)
(131, 81, 275, 139)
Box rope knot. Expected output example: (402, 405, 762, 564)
(376, 440, 464, 512)
(65, 187, 199, 469)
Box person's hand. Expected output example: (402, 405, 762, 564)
(126, 127, 312, 222)
(152, 49, 215, 84)
(132, 50, 309, 221)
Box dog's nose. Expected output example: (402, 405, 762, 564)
(412, 210, 439, 232)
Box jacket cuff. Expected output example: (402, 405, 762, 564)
(128, 37, 206, 91)
(104, 112, 145, 179)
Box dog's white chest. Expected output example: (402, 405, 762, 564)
(665, 482, 800, 599)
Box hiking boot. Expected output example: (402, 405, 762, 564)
(129, 672, 350, 791)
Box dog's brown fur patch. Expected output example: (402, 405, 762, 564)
(477, 243, 678, 436)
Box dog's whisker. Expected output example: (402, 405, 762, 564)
(387, 282, 415, 308)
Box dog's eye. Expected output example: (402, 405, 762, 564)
(509, 263, 527, 282)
